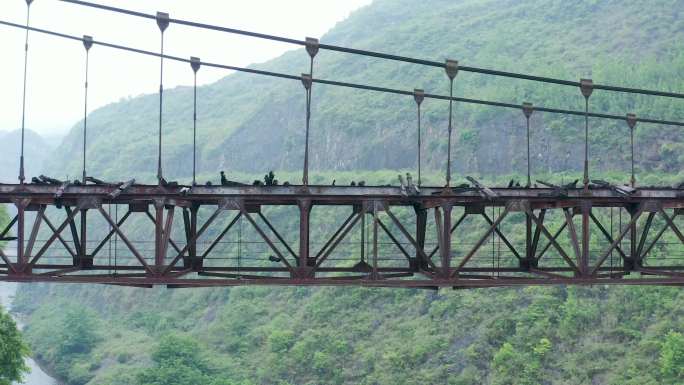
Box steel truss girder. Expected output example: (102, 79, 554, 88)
(0, 184, 681, 287)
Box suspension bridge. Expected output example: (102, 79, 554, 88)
(0, 0, 682, 288)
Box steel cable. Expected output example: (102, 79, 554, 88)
(1, 19, 683, 128)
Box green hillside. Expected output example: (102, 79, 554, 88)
(13, 284, 684, 385)
(46, 0, 684, 184)
(12, 1, 684, 385)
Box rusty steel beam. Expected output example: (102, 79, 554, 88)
(1, 274, 683, 287)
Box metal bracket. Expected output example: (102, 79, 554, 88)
(413, 88, 425, 105)
(580, 78, 593, 98)
(301, 73, 312, 90)
(82, 35, 93, 51)
(626, 113, 637, 129)
(445, 59, 459, 80)
(190, 56, 201, 73)
(305, 37, 319, 58)
(522, 102, 534, 118)
(156, 12, 170, 33)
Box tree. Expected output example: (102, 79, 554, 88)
(58, 307, 99, 356)
(660, 331, 684, 382)
(136, 334, 226, 385)
(0, 306, 30, 385)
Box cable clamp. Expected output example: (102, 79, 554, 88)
(156, 12, 170, 33)
(301, 73, 312, 90)
(626, 113, 637, 129)
(82, 35, 93, 51)
(522, 102, 534, 118)
(190, 56, 201, 73)
(305, 37, 319, 58)
(445, 59, 459, 80)
(413, 88, 424, 105)
(580, 78, 593, 98)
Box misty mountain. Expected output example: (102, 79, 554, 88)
(0, 129, 59, 184)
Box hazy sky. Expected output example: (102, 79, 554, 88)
(0, 0, 372, 136)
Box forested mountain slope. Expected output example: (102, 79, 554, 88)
(47, 0, 684, 183)
(13, 1, 684, 384)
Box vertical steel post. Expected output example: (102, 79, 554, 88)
(189, 205, 198, 266)
(183, 205, 199, 269)
(80, 210, 88, 265)
(526, 210, 533, 261)
(444, 60, 459, 187)
(81, 35, 93, 183)
(414, 205, 427, 270)
(626, 114, 637, 188)
(156, 12, 169, 185)
(190, 57, 201, 186)
(18, 0, 34, 184)
(580, 201, 591, 276)
(16, 202, 26, 269)
(154, 201, 164, 271)
(372, 203, 379, 279)
(580, 79, 593, 192)
(298, 199, 311, 276)
(360, 208, 366, 263)
(413, 89, 425, 186)
(628, 204, 638, 268)
(441, 203, 453, 278)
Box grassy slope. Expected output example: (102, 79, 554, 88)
(14, 1, 684, 384)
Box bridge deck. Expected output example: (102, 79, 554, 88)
(0, 184, 681, 205)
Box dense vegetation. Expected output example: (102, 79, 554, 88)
(0, 206, 30, 385)
(13, 283, 684, 385)
(8, 0, 684, 384)
(0, 305, 29, 385)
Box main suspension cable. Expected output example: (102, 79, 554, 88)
(1, 19, 683, 129)
(58, 0, 684, 100)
